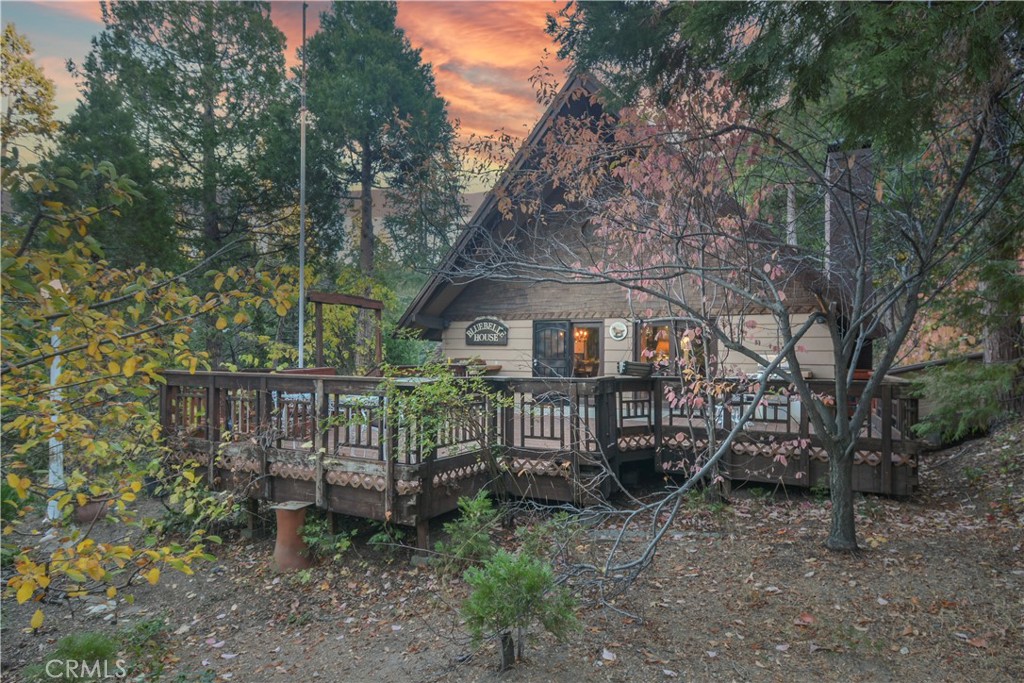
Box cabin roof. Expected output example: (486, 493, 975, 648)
(398, 72, 603, 339)
(398, 72, 865, 340)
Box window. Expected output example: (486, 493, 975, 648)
(636, 319, 712, 376)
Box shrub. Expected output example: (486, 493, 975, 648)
(299, 512, 353, 563)
(433, 490, 499, 570)
(911, 360, 1019, 443)
(462, 550, 578, 670)
(23, 632, 120, 682)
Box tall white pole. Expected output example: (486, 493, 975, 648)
(297, 2, 308, 368)
(46, 327, 63, 521)
(45, 281, 64, 522)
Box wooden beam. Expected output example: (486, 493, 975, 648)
(375, 308, 383, 366)
(314, 301, 324, 367)
(306, 291, 383, 310)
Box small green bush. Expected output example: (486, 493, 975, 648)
(23, 632, 120, 682)
(911, 360, 1019, 443)
(462, 550, 578, 670)
(367, 521, 407, 555)
(433, 490, 499, 570)
(299, 512, 354, 563)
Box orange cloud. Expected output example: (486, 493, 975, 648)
(271, 1, 565, 140)
(19, 0, 566, 145)
(397, 1, 565, 139)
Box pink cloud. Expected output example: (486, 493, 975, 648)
(28, 0, 104, 24)
(270, 1, 565, 140)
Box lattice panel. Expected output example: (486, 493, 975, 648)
(661, 434, 709, 452)
(224, 457, 261, 474)
(432, 461, 488, 488)
(325, 470, 387, 492)
(269, 463, 316, 481)
(396, 479, 422, 496)
(508, 458, 572, 478)
(617, 434, 655, 451)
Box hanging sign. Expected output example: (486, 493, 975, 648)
(465, 318, 508, 346)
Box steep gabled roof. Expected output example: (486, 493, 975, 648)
(398, 72, 604, 338)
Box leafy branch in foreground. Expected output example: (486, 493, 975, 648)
(1, 161, 296, 629)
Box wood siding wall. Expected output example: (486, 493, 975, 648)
(441, 312, 836, 380)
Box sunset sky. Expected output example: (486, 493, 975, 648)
(3, 0, 567, 141)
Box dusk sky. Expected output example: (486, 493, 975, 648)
(2, 0, 567, 141)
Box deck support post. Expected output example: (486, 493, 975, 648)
(242, 498, 261, 539)
(653, 377, 664, 469)
(314, 379, 326, 509)
(207, 377, 220, 484)
(881, 384, 893, 495)
(416, 518, 430, 551)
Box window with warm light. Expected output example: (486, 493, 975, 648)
(572, 323, 601, 377)
(636, 320, 711, 375)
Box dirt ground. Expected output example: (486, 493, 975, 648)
(3, 420, 1022, 682)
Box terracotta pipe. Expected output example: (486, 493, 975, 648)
(273, 506, 313, 572)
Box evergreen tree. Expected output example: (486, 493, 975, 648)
(0, 23, 57, 162)
(305, 0, 463, 275)
(83, 0, 289, 257)
(45, 52, 179, 270)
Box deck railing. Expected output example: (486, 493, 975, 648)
(160, 370, 924, 516)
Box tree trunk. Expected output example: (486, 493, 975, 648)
(826, 443, 858, 551)
(980, 73, 1023, 415)
(201, 96, 223, 366)
(981, 219, 1023, 416)
(355, 143, 376, 373)
(499, 631, 515, 671)
(359, 142, 374, 277)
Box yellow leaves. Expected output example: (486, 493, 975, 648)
(121, 492, 137, 503)
(6, 473, 31, 500)
(865, 534, 888, 548)
(106, 586, 117, 599)
(107, 360, 120, 376)
(64, 569, 87, 582)
(233, 311, 248, 325)
(144, 567, 160, 585)
(130, 480, 142, 493)
(188, 356, 199, 374)
(83, 559, 106, 582)
(30, 609, 44, 629)
(213, 273, 226, 291)
(275, 303, 288, 317)
(122, 357, 138, 378)
(215, 316, 228, 331)
(16, 580, 34, 604)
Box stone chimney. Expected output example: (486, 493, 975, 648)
(824, 145, 873, 291)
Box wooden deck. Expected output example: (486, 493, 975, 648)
(160, 371, 924, 545)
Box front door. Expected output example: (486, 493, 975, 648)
(532, 321, 571, 377)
